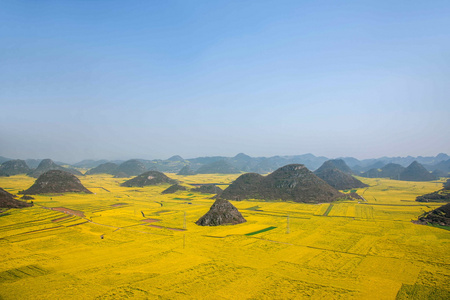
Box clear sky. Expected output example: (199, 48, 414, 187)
(1, 0, 449, 163)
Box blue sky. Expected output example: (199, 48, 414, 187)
(1, 0, 449, 162)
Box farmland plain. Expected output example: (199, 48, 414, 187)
(0, 174, 449, 299)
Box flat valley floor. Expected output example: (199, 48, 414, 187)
(0, 174, 449, 299)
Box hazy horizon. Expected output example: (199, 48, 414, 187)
(1, 1, 449, 163)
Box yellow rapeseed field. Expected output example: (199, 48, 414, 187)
(0, 174, 449, 299)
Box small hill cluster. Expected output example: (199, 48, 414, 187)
(220, 164, 341, 203)
(0, 160, 30, 176)
(196, 198, 246, 226)
(314, 160, 368, 190)
(28, 159, 83, 178)
(361, 163, 405, 179)
(360, 161, 436, 181)
(416, 203, 450, 226)
(121, 171, 177, 187)
(21, 170, 92, 195)
(0, 188, 33, 208)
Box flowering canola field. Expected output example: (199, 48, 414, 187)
(0, 174, 449, 299)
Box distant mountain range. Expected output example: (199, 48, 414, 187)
(1, 153, 449, 176)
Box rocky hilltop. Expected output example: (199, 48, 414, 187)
(27, 159, 83, 178)
(314, 160, 368, 190)
(0, 160, 30, 176)
(400, 161, 436, 181)
(21, 170, 92, 195)
(220, 164, 341, 203)
(0, 187, 33, 208)
(196, 198, 246, 226)
(120, 171, 177, 187)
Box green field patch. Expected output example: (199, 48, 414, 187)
(245, 226, 277, 236)
(323, 204, 334, 216)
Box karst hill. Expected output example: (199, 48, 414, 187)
(314, 160, 368, 190)
(85, 162, 118, 175)
(399, 161, 436, 181)
(121, 171, 177, 187)
(0, 160, 31, 176)
(27, 159, 83, 178)
(416, 179, 450, 203)
(21, 170, 92, 195)
(0, 188, 33, 208)
(177, 165, 196, 175)
(220, 164, 341, 203)
(416, 203, 450, 226)
(161, 184, 187, 194)
(191, 185, 223, 195)
(196, 198, 246, 226)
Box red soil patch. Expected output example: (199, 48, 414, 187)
(52, 207, 85, 218)
(111, 203, 128, 207)
(148, 224, 186, 231)
(142, 218, 160, 223)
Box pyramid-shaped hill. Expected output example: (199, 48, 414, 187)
(21, 170, 92, 195)
(191, 185, 223, 194)
(0, 187, 33, 208)
(177, 165, 196, 175)
(115, 159, 146, 176)
(400, 161, 436, 181)
(314, 164, 368, 190)
(416, 203, 450, 226)
(316, 159, 353, 174)
(27, 159, 83, 178)
(120, 171, 178, 187)
(85, 162, 118, 175)
(220, 164, 342, 203)
(0, 159, 30, 176)
(379, 163, 405, 179)
(196, 198, 246, 226)
(196, 160, 240, 174)
(161, 184, 187, 194)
